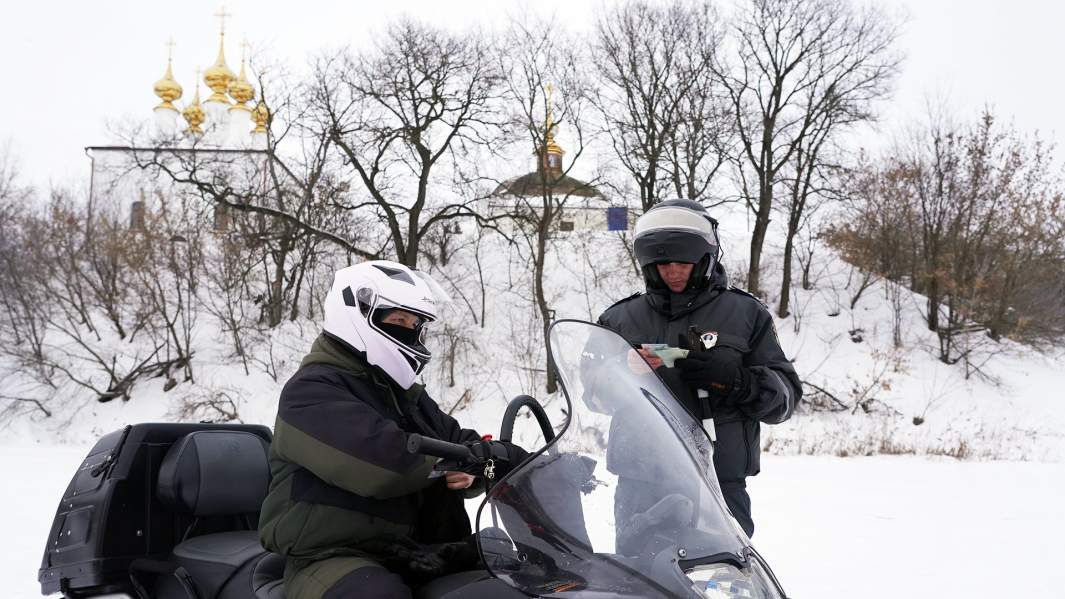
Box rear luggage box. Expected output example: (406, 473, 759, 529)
(38, 423, 272, 597)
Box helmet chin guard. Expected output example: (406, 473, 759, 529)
(323, 261, 451, 389)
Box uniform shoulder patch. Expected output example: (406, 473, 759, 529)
(727, 286, 768, 309)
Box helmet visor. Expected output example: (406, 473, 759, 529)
(373, 300, 432, 344)
(633, 230, 717, 268)
(633, 206, 719, 268)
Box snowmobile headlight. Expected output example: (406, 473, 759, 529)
(686, 561, 784, 599)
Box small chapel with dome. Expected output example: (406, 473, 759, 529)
(490, 87, 626, 232)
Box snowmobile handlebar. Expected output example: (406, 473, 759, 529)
(499, 395, 555, 444)
(406, 434, 475, 462)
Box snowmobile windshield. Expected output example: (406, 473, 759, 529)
(476, 320, 750, 598)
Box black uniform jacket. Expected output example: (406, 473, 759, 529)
(597, 264, 801, 484)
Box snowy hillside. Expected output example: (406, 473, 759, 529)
(3, 202, 1064, 462)
(4, 202, 1065, 599)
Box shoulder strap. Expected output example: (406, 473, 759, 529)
(727, 286, 768, 309)
(603, 291, 643, 313)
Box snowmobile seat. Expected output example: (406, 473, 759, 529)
(413, 567, 492, 592)
(153, 430, 275, 599)
(250, 552, 286, 599)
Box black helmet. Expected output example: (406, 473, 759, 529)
(632, 199, 720, 292)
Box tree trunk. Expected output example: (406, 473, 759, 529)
(777, 225, 796, 318)
(925, 279, 940, 332)
(268, 248, 288, 328)
(747, 186, 773, 297)
(534, 208, 558, 394)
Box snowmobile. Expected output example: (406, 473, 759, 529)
(39, 320, 789, 599)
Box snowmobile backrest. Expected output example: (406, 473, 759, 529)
(39, 422, 273, 597)
(158, 430, 271, 517)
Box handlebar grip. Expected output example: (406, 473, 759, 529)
(406, 434, 474, 461)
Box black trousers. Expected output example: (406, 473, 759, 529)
(721, 479, 755, 538)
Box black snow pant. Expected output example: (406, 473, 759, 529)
(721, 480, 754, 538)
(285, 556, 411, 599)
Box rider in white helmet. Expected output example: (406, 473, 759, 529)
(322, 260, 451, 389)
(260, 260, 528, 599)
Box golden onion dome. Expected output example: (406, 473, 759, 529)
(543, 83, 564, 158)
(252, 101, 269, 133)
(153, 46, 183, 111)
(183, 76, 206, 135)
(545, 125, 564, 157)
(203, 34, 235, 105)
(229, 58, 255, 108)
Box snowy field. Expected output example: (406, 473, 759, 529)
(8, 445, 1063, 599)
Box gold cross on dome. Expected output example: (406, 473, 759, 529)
(545, 82, 556, 130)
(214, 6, 232, 35)
(165, 36, 177, 62)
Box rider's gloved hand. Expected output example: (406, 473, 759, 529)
(467, 440, 529, 477)
(363, 534, 480, 581)
(361, 536, 448, 581)
(674, 347, 754, 408)
(429, 534, 480, 571)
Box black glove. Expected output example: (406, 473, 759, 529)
(674, 346, 753, 406)
(431, 535, 480, 571)
(362, 533, 483, 582)
(469, 440, 530, 477)
(439, 440, 530, 478)
(360, 535, 449, 582)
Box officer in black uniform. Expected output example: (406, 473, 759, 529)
(597, 199, 801, 538)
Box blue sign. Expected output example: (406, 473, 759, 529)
(607, 207, 628, 231)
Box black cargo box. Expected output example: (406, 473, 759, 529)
(38, 423, 272, 597)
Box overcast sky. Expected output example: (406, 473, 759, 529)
(1, 0, 1062, 191)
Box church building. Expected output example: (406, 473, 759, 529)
(85, 10, 270, 231)
(490, 96, 628, 232)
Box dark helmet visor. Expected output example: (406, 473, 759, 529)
(633, 230, 718, 268)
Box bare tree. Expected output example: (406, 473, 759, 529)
(593, 0, 725, 211)
(496, 13, 601, 393)
(120, 61, 381, 328)
(829, 109, 1065, 369)
(314, 19, 507, 268)
(716, 0, 901, 298)
(0, 190, 193, 406)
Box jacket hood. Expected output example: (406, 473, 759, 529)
(302, 332, 426, 401)
(301, 332, 373, 374)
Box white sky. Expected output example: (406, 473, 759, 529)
(1, 0, 1062, 191)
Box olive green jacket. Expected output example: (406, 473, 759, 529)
(258, 334, 482, 561)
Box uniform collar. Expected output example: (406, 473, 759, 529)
(646, 263, 729, 319)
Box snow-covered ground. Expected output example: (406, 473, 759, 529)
(749, 456, 1065, 599)
(6, 444, 89, 599)
(9, 445, 1063, 599)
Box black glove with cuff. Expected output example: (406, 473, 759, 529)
(438, 440, 530, 478)
(469, 440, 530, 476)
(362, 534, 479, 583)
(674, 346, 754, 408)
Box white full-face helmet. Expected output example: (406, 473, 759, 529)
(323, 260, 451, 389)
